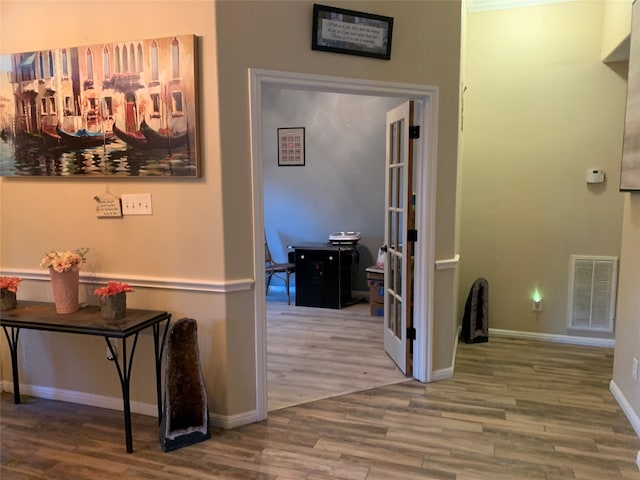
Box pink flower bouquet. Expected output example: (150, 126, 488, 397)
(94, 281, 134, 297)
(0, 276, 22, 292)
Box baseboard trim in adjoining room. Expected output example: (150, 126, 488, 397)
(489, 328, 615, 348)
(609, 380, 640, 471)
(610, 380, 640, 437)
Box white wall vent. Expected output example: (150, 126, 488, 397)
(567, 255, 618, 333)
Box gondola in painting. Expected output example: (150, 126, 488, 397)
(0, 34, 199, 177)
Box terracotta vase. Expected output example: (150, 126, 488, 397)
(49, 268, 80, 314)
(100, 292, 126, 320)
(0, 288, 17, 311)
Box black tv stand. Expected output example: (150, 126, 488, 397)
(291, 242, 356, 309)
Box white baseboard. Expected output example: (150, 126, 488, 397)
(609, 380, 640, 471)
(210, 409, 258, 429)
(609, 380, 640, 437)
(431, 367, 454, 381)
(2, 380, 158, 416)
(1, 380, 255, 430)
(489, 328, 615, 348)
(432, 324, 463, 383)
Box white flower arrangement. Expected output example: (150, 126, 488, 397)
(40, 248, 89, 273)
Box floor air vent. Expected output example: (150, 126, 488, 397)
(567, 255, 618, 333)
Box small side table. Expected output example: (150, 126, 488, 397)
(1, 302, 171, 453)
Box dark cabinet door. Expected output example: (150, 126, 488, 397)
(295, 248, 352, 309)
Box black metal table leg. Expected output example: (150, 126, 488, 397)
(105, 333, 140, 454)
(152, 317, 171, 424)
(2, 326, 21, 404)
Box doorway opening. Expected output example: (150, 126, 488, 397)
(250, 69, 439, 421)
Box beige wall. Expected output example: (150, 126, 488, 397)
(215, 0, 462, 377)
(460, 0, 627, 338)
(602, 0, 633, 60)
(0, 1, 230, 413)
(1, 0, 462, 420)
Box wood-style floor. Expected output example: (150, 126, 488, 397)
(2, 297, 640, 479)
(267, 292, 406, 411)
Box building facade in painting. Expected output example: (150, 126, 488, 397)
(7, 35, 196, 142)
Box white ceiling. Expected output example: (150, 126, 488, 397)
(467, 0, 574, 13)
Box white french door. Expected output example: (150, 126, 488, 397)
(383, 100, 417, 375)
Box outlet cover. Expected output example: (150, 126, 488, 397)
(532, 299, 542, 312)
(633, 358, 639, 381)
(121, 194, 152, 215)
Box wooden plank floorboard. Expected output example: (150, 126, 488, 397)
(2, 300, 640, 479)
(266, 296, 407, 411)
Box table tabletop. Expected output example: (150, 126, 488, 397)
(288, 242, 358, 251)
(0, 301, 170, 338)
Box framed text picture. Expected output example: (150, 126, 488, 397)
(311, 3, 393, 60)
(0, 34, 200, 177)
(278, 127, 305, 166)
(620, 0, 640, 191)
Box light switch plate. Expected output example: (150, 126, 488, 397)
(121, 194, 152, 215)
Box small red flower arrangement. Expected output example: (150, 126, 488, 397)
(0, 276, 22, 293)
(94, 281, 133, 297)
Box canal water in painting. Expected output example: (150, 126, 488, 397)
(0, 134, 197, 177)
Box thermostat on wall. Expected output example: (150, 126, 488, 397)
(586, 169, 605, 184)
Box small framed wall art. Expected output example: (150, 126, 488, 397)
(278, 127, 305, 166)
(311, 3, 393, 60)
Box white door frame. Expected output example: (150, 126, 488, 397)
(248, 68, 439, 421)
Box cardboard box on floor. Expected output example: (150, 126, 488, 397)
(366, 266, 384, 317)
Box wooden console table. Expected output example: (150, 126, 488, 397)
(0, 301, 171, 453)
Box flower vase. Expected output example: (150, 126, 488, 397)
(49, 268, 80, 314)
(0, 288, 17, 311)
(100, 292, 126, 320)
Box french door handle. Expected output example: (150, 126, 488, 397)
(380, 244, 388, 252)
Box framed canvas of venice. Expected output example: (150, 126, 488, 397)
(620, 1, 640, 191)
(0, 34, 200, 177)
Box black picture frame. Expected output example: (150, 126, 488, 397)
(311, 4, 393, 60)
(278, 127, 305, 166)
